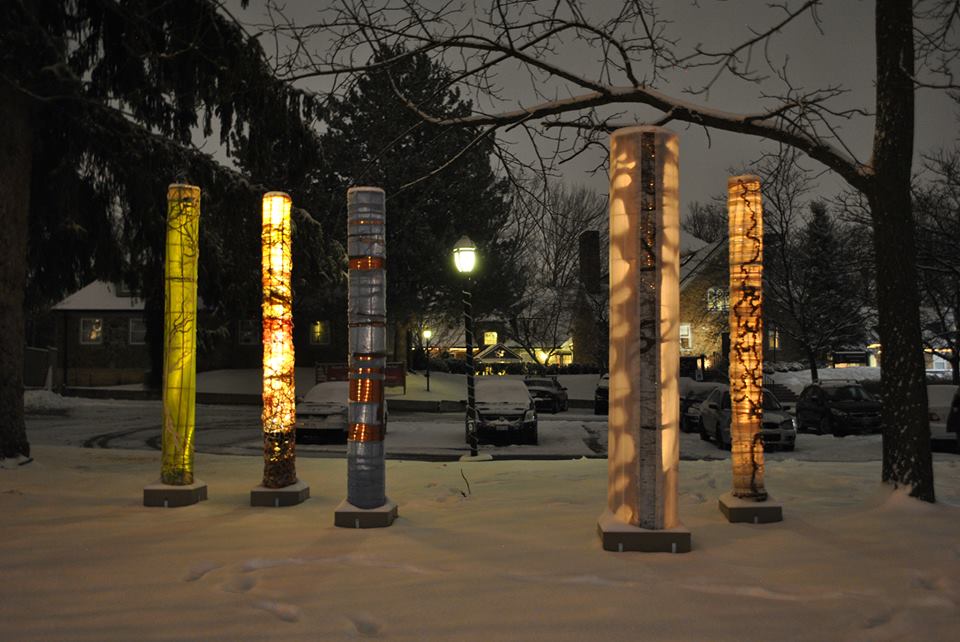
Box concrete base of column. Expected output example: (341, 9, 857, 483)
(334, 498, 398, 528)
(250, 480, 310, 507)
(143, 480, 208, 507)
(718, 492, 783, 523)
(597, 510, 691, 553)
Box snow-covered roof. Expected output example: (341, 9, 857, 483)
(680, 231, 709, 256)
(52, 281, 145, 311)
(680, 238, 724, 289)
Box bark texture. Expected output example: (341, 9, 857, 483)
(0, 83, 32, 459)
(871, 0, 934, 501)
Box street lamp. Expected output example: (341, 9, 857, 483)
(453, 236, 478, 457)
(422, 328, 433, 392)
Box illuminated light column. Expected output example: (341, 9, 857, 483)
(719, 175, 782, 523)
(335, 186, 398, 528)
(598, 126, 689, 553)
(251, 192, 309, 507)
(143, 184, 207, 507)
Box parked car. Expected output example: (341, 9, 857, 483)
(473, 378, 538, 445)
(295, 381, 389, 444)
(594, 374, 609, 415)
(680, 386, 718, 433)
(698, 385, 797, 450)
(523, 376, 569, 413)
(928, 384, 960, 449)
(795, 381, 882, 436)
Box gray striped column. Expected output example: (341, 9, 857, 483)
(335, 186, 398, 528)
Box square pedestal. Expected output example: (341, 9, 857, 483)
(143, 480, 208, 507)
(250, 480, 310, 507)
(334, 498, 398, 528)
(597, 510, 691, 553)
(718, 492, 783, 523)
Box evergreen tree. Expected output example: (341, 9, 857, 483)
(0, 1, 333, 458)
(320, 46, 523, 361)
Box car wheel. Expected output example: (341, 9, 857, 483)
(818, 416, 832, 436)
(551, 400, 560, 414)
(522, 427, 538, 445)
(715, 425, 727, 450)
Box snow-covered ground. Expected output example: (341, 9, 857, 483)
(1, 446, 958, 641)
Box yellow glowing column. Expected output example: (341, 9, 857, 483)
(160, 184, 201, 486)
(727, 175, 767, 499)
(599, 126, 688, 553)
(260, 192, 298, 489)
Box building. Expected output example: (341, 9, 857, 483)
(52, 281, 346, 387)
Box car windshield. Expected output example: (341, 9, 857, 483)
(825, 385, 874, 402)
(476, 379, 531, 404)
(524, 379, 554, 388)
(762, 391, 782, 410)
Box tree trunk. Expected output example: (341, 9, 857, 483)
(0, 83, 32, 459)
(805, 346, 819, 383)
(870, 0, 934, 501)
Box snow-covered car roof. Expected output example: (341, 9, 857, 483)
(302, 381, 349, 404)
(475, 378, 532, 403)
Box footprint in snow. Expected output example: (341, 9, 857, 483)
(222, 575, 256, 593)
(252, 600, 300, 623)
(347, 613, 382, 637)
(183, 561, 220, 582)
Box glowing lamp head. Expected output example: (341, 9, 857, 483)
(452, 236, 477, 274)
(422, 328, 433, 341)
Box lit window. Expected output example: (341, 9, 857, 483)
(80, 318, 103, 345)
(483, 331, 498, 345)
(706, 287, 729, 312)
(768, 327, 780, 350)
(679, 323, 692, 350)
(129, 318, 147, 345)
(310, 320, 331, 345)
(238, 319, 260, 345)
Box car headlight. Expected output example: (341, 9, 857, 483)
(524, 409, 536, 422)
(781, 419, 796, 431)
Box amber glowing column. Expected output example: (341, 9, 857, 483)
(598, 126, 689, 553)
(719, 175, 782, 523)
(335, 186, 398, 528)
(251, 192, 309, 506)
(143, 184, 207, 507)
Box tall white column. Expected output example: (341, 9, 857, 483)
(598, 126, 689, 553)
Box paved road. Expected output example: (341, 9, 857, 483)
(23, 397, 913, 463)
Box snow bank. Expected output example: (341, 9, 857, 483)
(23, 390, 76, 415)
(1, 446, 958, 640)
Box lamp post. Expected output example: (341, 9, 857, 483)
(453, 235, 478, 457)
(423, 328, 433, 392)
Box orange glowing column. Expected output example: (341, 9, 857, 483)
(599, 126, 688, 553)
(727, 175, 767, 499)
(260, 192, 297, 489)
